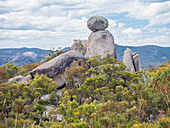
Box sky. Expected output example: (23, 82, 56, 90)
(0, 0, 170, 50)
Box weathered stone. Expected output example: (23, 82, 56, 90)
(42, 106, 63, 121)
(87, 16, 108, 32)
(24, 74, 32, 84)
(40, 52, 58, 63)
(123, 48, 141, 73)
(30, 50, 85, 88)
(41, 94, 51, 101)
(133, 54, 142, 72)
(8, 75, 25, 83)
(70, 40, 87, 56)
(40, 90, 62, 101)
(8, 74, 32, 84)
(52, 72, 65, 88)
(85, 30, 117, 59)
(57, 89, 62, 97)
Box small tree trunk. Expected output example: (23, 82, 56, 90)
(14, 114, 17, 128)
(38, 118, 42, 128)
(31, 121, 36, 128)
(23, 123, 25, 128)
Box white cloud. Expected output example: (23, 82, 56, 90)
(136, 35, 170, 46)
(118, 22, 125, 28)
(127, 1, 170, 27)
(0, 0, 169, 49)
(122, 27, 142, 34)
(115, 35, 170, 47)
(108, 19, 117, 28)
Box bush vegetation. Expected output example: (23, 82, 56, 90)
(0, 54, 169, 127)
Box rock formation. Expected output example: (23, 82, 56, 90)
(42, 106, 63, 121)
(87, 16, 108, 32)
(85, 30, 117, 59)
(123, 48, 141, 73)
(85, 16, 117, 59)
(70, 40, 87, 56)
(8, 74, 32, 84)
(30, 50, 85, 88)
(40, 52, 58, 63)
(8, 16, 142, 87)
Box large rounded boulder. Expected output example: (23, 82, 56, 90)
(87, 16, 108, 32)
(70, 40, 87, 56)
(30, 50, 85, 88)
(85, 30, 117, 59)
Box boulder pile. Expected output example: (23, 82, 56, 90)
(85, 16, 117, 59)
(9, 16, 142, 86)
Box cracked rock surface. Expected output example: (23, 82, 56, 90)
(31, 50, 85, 88)
(123, 48, 141, 73)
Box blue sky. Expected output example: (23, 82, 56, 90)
(0, 0, 169, 50)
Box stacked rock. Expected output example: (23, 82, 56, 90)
(85, 16, 117, 59)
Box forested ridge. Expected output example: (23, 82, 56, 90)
(0, 44, 170, 68)
(0, 54, 169, 128)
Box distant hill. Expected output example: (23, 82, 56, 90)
(0, 45, 169, 68)
(0, 47, 50, 66)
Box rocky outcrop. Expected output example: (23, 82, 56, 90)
(24, 75, 32, 83)
(40, 52, 57, 63)
(70, 40, 87, 56)
(42, 106, 63, 121)
(85, 30, 117, 59)
(8, 75, 24, 83)
(87, 16, 108, 32)
(123, 48, 141, 73)
(8, 74, 32, 84)
(85, 16, 117, 59)
(30, 50, 85, 88)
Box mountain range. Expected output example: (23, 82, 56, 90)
(0, 47, 50, 66)
(0, 45, 169, 68)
